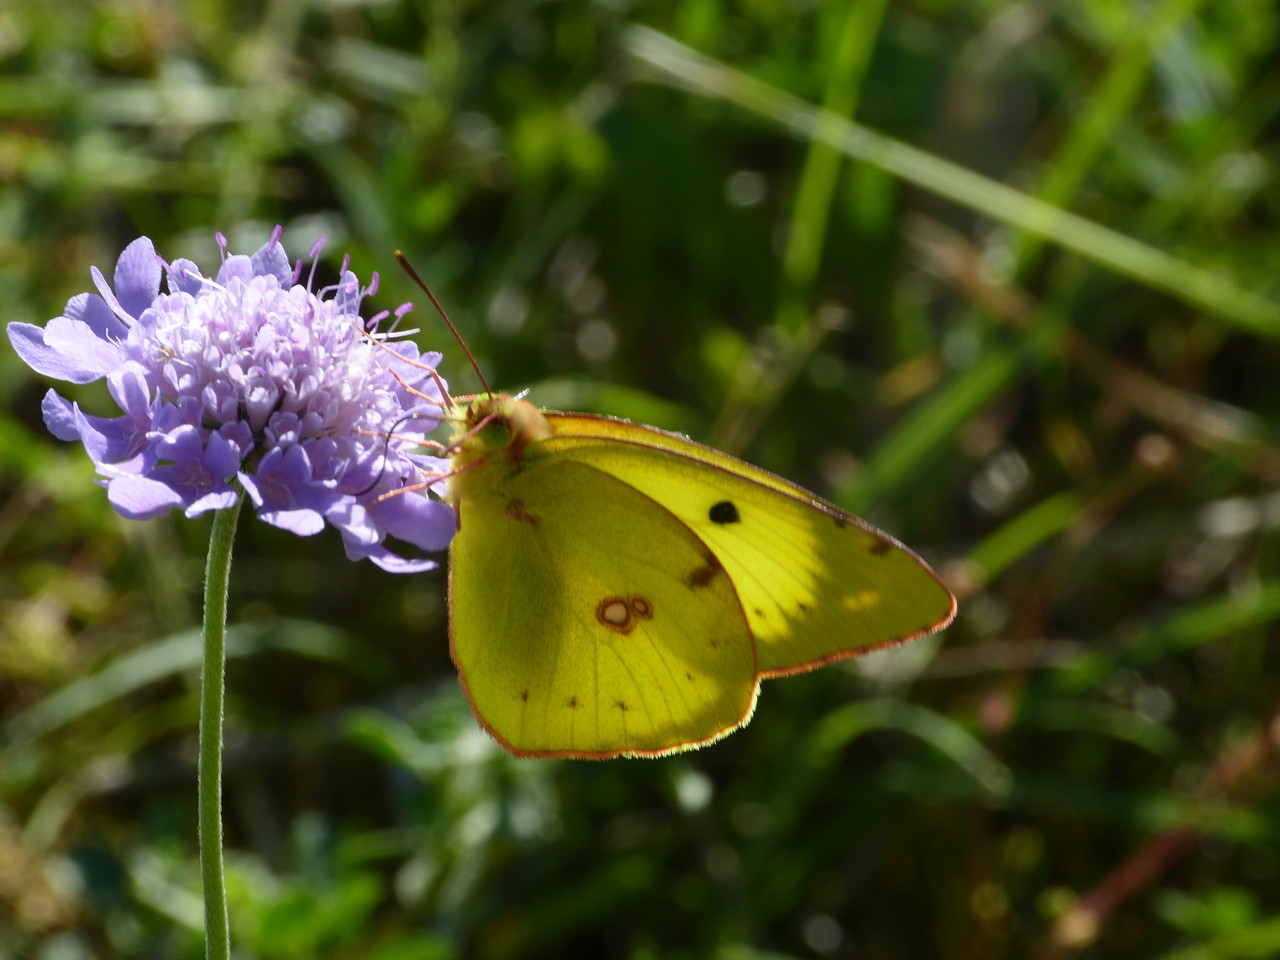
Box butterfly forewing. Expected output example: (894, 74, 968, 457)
(541, 415, 956, 676)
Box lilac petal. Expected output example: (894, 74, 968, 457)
(334, 271, 363, 317)
(342, 536, 441, 573)
(107, 474, 184, 520)
(240, 448, 340, 514)
(151, 399, 199, 436)
(368, 493, 456, 552)
(75, 407, 148, 464)
(325, 498, 377, 545)
(250, 237, 292, 286)
(255, 505, 326, 536)
(239, 446, 342, 536)
(185, 490, 241, 518)
(203, 430, 244, 478)
(43, 316, 123, 378)
(216, 420, 253, 460)
(89, 266, 134, 325)
(406, 454, 451, 473)
(64, 293, 128, 341)
(400, 411, 443, 438)
(333, 457, 381, 495)
(264, 410, 302, 447)
(9, 321, 111, 384)
(41, 390, 79, 441)
(113, 237, 161, 318)
(237, 471, 266, 509)
(243, 377, 280, 433)
(167, 259, 206, 296)
(405, 454, 452, 496)
(155, 424, 204, 463)
(107, 365, 152, 420)
(237, 473, 332, 536)
(216, 254, 254, 285)
(385, 343, 443, 386)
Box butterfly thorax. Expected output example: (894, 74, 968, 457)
(449, 394, 553, 502)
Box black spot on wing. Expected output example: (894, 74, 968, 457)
(685, 550, 724, 589)
(709, 500, 740, 524)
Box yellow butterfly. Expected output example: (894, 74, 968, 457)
(446, 392, 956, 759)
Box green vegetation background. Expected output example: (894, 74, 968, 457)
(3, 0, 1280, 957)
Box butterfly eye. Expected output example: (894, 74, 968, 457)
(478, 420, 513, 449)
(708, 500, 741, 524)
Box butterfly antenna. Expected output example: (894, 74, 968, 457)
(395, 250, 492, 397)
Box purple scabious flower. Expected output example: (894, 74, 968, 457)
(8, 228, 455, 572)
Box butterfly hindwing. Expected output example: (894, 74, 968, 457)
(449, 457, 758, 758)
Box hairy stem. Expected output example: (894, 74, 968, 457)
(199, 498, 242, 960)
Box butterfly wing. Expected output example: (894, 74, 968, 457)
(449, 457, 758, 758)
(541, 413, 956, 677)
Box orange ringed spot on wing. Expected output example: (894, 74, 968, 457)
(596, 597, 635, 634)
(630, 595, 654, 619)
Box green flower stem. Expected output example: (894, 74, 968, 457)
(199, 497, 242, 960)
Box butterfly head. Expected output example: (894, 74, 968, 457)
(452, 394, 553, 472)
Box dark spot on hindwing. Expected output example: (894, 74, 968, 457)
(686, 565, 716, 589)
(567, 696, 579, 709)
(519, 689, 529, 702)
(685, 550, 723, 589)
(615, 700, 629, 712)
(709, 500, 741, 524)
(501, 499, 540, 524)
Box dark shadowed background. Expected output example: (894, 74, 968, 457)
(3, 1, 1280, 958)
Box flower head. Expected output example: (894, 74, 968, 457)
(9, 228, 454, 571)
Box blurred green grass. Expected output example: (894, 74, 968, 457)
(3, 1, 1280, 958)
